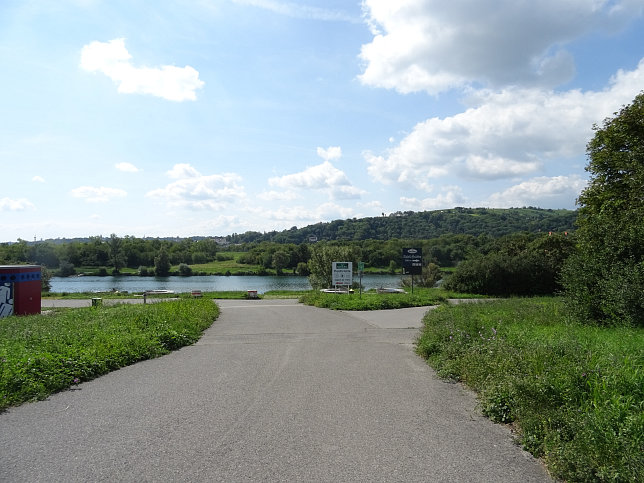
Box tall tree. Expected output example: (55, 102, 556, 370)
(154, 247, 171, 277)
(107, 234, 126, 274)
(562, 92, 644, 326)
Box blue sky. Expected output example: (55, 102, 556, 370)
(2, 0, 643, 242)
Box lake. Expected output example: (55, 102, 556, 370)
(49, 274, 406, 294)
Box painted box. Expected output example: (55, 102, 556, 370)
(0, 265, 42, 317)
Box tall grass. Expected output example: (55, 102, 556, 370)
(299, 288, 448, 310)
(0, 299, 219, 410)
(416, 298, 643, 482)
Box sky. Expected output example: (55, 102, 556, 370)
(1, 0, 644, 242)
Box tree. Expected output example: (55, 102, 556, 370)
(154, 248, 171, 277)
(562, 92, 644, 326)
(107, 234, 126, 274)
(178, 263, 192, 276)
(307, 244, 359, 289)
(272, 250, 290, 275)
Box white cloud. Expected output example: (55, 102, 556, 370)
(365, 59, 644, 190)
(70, 186, 127, 203)
(115, 162, 140, 173)
(32, 176, 45, 183)
(360, 0, 643, 94)
(167, 163, 200, 179)
(316, 146, 342, 162)
(80, 38, 204, 101)
(268, 147, 364, 200)
(0, 197, 35, 211)
(262, 202, 356, 224)
(269, 160, 364, 200)
(401, 186, 468, 211)
(485, 175, 587, 208)
(146, 164, 246, 210)
(257, 190, 299, 201)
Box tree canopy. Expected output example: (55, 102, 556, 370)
(563, 92, 644, 326)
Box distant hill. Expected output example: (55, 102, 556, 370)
(226, 207, 578, 244)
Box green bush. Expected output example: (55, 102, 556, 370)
(416, 298, 644, 482)
(178, 263, 193, 276)
(444, 234, 573, 296)
(563, 92, 644, 327)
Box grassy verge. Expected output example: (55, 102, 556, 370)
(299, 287, 449, 310)
(0, 299, 219, 410)
(416, 297, 643, 482)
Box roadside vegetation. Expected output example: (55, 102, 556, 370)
(416, 298, 643, 482)
(0, 299, 219, 410)
(299, 287, 481, 310)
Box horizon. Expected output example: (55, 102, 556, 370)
(2, 1, 642, 243)
(5, 206, 576, 244)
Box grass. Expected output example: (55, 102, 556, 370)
(416, 297, 643, 482)
(299, 287, 450, 310)
(0, 299, 219, 410)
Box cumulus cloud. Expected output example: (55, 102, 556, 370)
(115, 162, 140, 172)
(80, 38, 204, 101)
(269, 147, 364, 200)
(70, 186, 127, 203)
(146, 164, 246, 210)
(364, 59, 644, 190)
(32, 176, 45, 183)
(359, 0, 643, 94)
(261, 202, 356, 224)
(316, 146, 342, 161)
(401, 186, 468, 211)
(0, 197, 35, 211)
(485, 175, 587, 208)
(257, 190, 298, 201)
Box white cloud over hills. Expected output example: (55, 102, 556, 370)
(80, 38, 204, 101)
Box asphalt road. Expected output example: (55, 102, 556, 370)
(1, 300, 550, 482)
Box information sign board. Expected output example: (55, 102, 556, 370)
(402, 248, 423, 275)
(332, 262, 353, 287)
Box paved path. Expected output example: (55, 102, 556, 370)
(1, 300, 549, 482)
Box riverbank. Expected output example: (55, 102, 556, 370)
(48, 274, 405, 294)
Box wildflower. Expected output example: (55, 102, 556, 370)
(73, 378, 80, 384)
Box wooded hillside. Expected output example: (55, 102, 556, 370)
(227, 207, 577, 244)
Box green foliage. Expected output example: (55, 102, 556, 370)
(154, 247, 171, 277)
(55, 261, 76, 277)
(416, 298, 643, 482)
(225, 207, 577, 244)
(444, 233, 574, 296)
(40, 266, 52, 292)
(401, 262, 442, 288)
(299, 288, 446, 310)
(307, 243, 361, 289)
(178, 263, 192, 276)
(0, 299, 219, 410)
(563, 92, 644, 327)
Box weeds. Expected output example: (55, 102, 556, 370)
(299, 288, 447, 310)
(416, 297, 643, 482)
(0, 299, 219, 410)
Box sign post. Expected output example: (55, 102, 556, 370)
(402, 248, 422, 293)
(332, 262, 353, 292)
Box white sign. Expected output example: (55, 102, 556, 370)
(332, 262, 353, 287)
